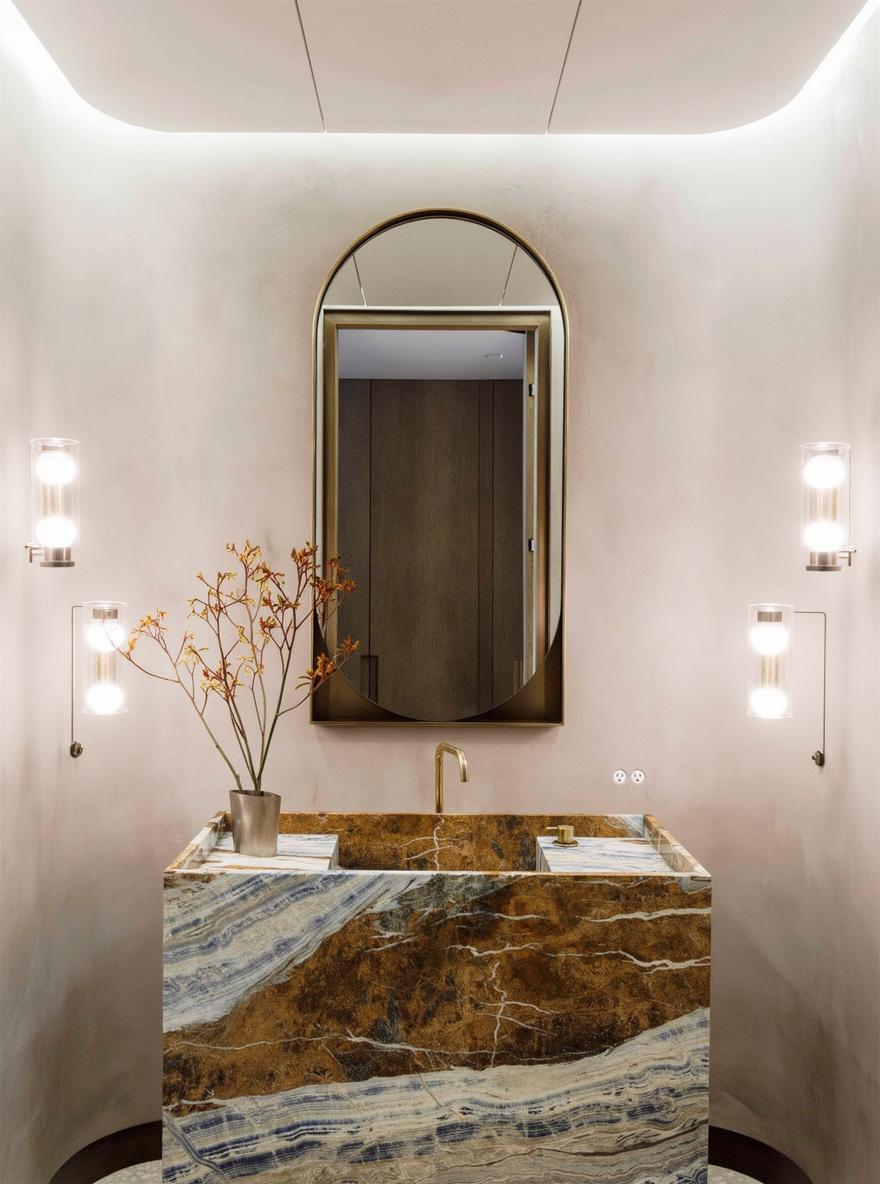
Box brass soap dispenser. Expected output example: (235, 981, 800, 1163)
(545, 824, 577, 847)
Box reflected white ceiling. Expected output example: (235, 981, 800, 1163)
(323, 218, 559, 308)
(12, 0, 867, 134)
(338, 329, 525, 381)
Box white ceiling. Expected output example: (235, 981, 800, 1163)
(338, 329, 525, 380)
(12, 0, 867, 134)
(300, 0, 578, 133)
(551, 0, 868, 132)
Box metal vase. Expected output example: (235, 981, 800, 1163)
(229, 790, 280, 857)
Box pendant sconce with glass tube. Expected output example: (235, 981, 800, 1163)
(747, 604, 794, 721)
(746, 440, 857, 765)
(747, 603, 827, 767)
(69, 601, 128, 757)
(802, 441, 855, 571)
(27, 438, 80, 567)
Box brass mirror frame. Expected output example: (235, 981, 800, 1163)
(310, 208, 568, 726)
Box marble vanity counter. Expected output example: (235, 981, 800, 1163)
(163, 811, 710, 1183)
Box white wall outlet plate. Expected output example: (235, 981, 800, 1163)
(612, 769, 628, 785)
(631, 769, 645, 784)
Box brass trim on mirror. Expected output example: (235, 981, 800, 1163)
(310, 209, 568, 727)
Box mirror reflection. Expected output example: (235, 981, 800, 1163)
(315, 214, 565, 724)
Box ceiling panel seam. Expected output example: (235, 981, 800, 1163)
(295, 0, 326, 131)
(546, 0, 582, 134)
(499, 245, 518, 306)
(352, 252, 368, 306)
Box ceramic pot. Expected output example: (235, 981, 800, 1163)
(229, 790, 280, 857)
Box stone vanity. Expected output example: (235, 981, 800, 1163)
(163, 812, 710, 1183)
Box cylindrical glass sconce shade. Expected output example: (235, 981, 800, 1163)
(747, 603, 793, 719)
(81, 601, 127, 715)
(802, 442, 850, 571)
(30, 438, 79, 566)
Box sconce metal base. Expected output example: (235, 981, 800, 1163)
(812, 750, 825, 767)
(25, 544, 74, 568)
(806, 551, 840, 572)
(806, 548, 856, 572)
(42, 547, 74, 568)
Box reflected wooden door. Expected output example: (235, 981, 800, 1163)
(370, 379, 479, 720)
(338, 377, 524, 721)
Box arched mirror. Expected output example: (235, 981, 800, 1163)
(312, 210, 566, 725)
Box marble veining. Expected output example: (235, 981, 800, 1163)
(163, 1008, 710, 1184)
(164, 870, 435, 1031)
(164, 813, 710, 1183)
(99, 1163, 757, 1183)
(100, 1162, 756, 1183)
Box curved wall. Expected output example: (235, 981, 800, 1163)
(1, 4, 877, 1180)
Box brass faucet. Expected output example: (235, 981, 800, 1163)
(434, 743, 469, 814)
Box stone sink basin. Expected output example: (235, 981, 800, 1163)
(163, 811, 710, 1183)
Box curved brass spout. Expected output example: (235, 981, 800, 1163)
(434, 743, 469, 814)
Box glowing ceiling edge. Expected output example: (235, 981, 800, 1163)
(0, 0, 877, 142)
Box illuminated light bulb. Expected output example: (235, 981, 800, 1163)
(34, 448, 76, 485)
(803, 519, 845, 553)
(749, 622, 790, 656)
(803, 452, 845, 490)
(86, 619, 125, 653)
(749, 686, 789, 719)
(85, 682, 124, 715)
(34, 515, 77, 547)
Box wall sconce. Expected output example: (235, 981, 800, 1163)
(747, 603, 827, 766)
(747, 603, 793, 720)
(802, 441, 854, 571)
(27, 437, 79, 567)
(70, 601, 127, 757)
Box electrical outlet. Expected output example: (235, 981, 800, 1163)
(631, 769, 645, 785)
(612, 769, 627, 785)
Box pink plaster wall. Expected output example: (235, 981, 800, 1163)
(1, 5, 877, 1180)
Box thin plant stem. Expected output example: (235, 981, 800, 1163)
(123, 542, 357, 798)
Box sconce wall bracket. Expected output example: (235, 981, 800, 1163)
(70, 604, 83, 758)
(794, 610, 827, 768)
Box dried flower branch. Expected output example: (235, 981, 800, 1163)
(123, 542, 358, 794)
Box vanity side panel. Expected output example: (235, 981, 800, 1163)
(165, 812, 225, 871)
(645, 813, 710, 875)
(163, 865, 709, 1183)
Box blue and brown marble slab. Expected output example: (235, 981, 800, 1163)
(163, 812, 710, 1183)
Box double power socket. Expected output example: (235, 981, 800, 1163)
(613, 769, 645, 786)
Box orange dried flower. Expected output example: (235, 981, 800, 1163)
(122, 541, 358, 795)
